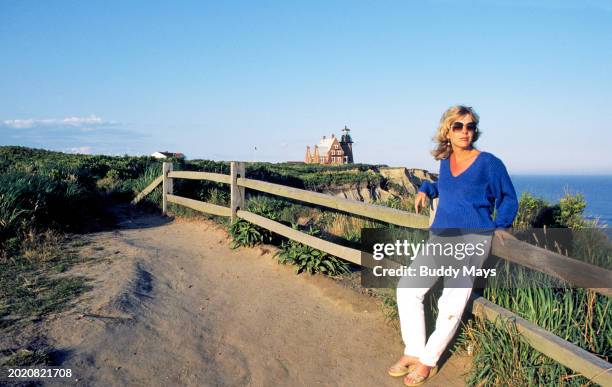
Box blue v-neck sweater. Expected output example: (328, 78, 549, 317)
(418, 151, 518, 230)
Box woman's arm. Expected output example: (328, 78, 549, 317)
(490, 158, 518, 229)
(414, 181, 437, 214)
(418, 180, 439, 199)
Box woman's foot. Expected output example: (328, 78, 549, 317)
(403, 363, 438, 386)
(387, 355, 419, 377)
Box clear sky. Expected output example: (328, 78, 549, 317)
(1, 0, 611, 174)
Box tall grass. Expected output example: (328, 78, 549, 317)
(457, 285, 611, 386)
(318, 194, 420, 243)
(0, 172, 91, 255)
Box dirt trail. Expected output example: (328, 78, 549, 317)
(41, 206, 468, 386)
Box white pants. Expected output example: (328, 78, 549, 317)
(396, 232, 492, 367)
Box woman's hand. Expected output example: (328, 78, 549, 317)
(414, 192, 428, 214)
(494, 228, 517, 246)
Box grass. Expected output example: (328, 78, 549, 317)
(0, 232, 93, 331)
(456, 269, 611, 386)
(0, 231, 97, 369)
(380, 291, 400, 329)
(0, 347, 53, 367)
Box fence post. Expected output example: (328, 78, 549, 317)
(162, 162, 173, 215)
(230, 161, 245, 223)
(429, 197, 438, 227)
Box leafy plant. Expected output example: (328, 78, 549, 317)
(228, 196, 284, 249)
(274, 225, 350, 275)
(228, 219, 272, 249)
(245, 195, 284, 221)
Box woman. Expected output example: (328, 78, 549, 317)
(387, 105, 518, 386)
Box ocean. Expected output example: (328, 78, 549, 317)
(510, 175, 612, 228)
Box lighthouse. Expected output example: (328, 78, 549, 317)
(340, 125, 354, 164)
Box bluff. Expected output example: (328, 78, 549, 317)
(319, 167, 437, 203)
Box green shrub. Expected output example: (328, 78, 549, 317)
(228, 219, 272, 249)
(555, 192, 587, 230)
(513, 191, 588, 231)
(228, 196, 284, 249)
(274, 225, 350, 275)
(513, 192, 548, 231)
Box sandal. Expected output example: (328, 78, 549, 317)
(387, 360, 416, 377)
(403, 366, 438, 386)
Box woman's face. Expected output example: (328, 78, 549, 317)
(447, 114, 476, 150)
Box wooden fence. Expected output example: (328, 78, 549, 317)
(132, 161, 612, 386)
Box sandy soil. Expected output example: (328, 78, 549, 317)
(35, 206, 467, 386)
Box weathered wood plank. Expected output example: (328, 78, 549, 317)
(167, 171, 231, 184)
(491, 237, 612, 298)
(236, 177, 430, 229)
(131, 175, 163, 205)
(472, 297, 612, 386)
(237, 210, 362, 265)
(162, 162, 172, 215)
(167, 194, 231, 217)
(230, 162, 245, 224)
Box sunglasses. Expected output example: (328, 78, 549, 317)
(451, 122, 477, 132)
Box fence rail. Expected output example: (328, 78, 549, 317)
(236, 177, 431, 229)
(491, 236, 612, 294)
(168, 170, 231, 184)
(237, 209, 362, 265)
(472, 297, 612, 385)
(168, 194, 232, 217)
(132, 161, 612, 386)
(130, 175, 163, 205)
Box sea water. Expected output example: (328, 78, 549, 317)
(511, 175, 612, 229)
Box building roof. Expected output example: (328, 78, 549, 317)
(151, 151, 185, 159)
(317, 136, 336, 155)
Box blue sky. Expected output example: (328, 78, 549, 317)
(1, 0, 611, 174)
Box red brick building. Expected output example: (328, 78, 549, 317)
(305, 126, 354, 164)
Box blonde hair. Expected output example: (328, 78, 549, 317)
(431, 105, 481, 160)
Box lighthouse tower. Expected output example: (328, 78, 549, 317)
(339, 125, 354, 163)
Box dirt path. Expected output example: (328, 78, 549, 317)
(41, 206, 468, 386)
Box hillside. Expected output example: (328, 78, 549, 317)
(0, 145, 436, 208)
